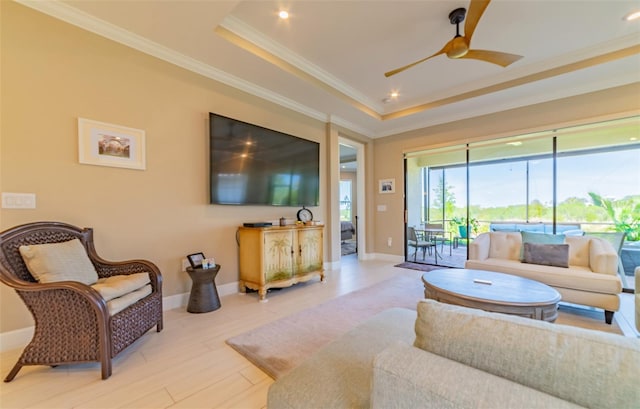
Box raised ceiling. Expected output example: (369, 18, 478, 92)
(19, 0, 640, 138)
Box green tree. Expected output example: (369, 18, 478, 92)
(431, 175, 456, 221)
(588, 192, 640, 241)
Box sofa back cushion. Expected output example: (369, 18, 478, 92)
(488, 232, 521, 260)
(413, 300, 640, 409)
(565, 236, 591, 267)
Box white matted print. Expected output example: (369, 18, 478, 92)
(379, 178, 395, 194)
(78, 118, 146, 170)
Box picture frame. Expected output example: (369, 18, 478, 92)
(78, 117, 146, 170)
(379, 178, 395, 194)
(187, 252, 205, 268)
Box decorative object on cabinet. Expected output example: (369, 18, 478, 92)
(296, 206, 313, 222)
(238, 224, 324, 301)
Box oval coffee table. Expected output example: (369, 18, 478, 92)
(422, 269, 561, 322)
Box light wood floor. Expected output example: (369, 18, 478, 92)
(0, 256, 636, 408)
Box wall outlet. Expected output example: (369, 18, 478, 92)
(387, 237, 392, 247)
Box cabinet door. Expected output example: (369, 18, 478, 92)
(296, 228, 323, 275)
(264, 230, 294, 282)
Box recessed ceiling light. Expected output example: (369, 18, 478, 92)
(624, 10, 640, 21)
(390, 91, 399, 98)
(279, 10, 289, 19)
(506, 141, 523, 146)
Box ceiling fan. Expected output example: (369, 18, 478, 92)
(384, 0, 523, 77)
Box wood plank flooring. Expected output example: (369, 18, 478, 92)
(0, 256, 636, 408)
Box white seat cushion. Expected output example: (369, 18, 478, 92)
(19, 238, 99, 285)
(107, 284, 152, 315)
(91, 272, 151, 301)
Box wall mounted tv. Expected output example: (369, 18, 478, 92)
(209, 113, 320, 206)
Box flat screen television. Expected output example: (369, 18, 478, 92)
(209, 113, 320, 206)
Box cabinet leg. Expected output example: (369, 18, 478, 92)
(320, 273, 326, 283)
(258, 288, 268, 302)
(239, 281, 247, 294)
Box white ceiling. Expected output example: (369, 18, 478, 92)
(20, 0, 640, 138)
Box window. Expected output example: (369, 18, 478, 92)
(339, 180, 352, 221)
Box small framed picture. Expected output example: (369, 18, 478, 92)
(187, 252, 205, 268)
(379, 178, 395, 194)
(78, 118, 146, 170)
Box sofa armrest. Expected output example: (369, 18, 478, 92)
(589, 237, 618, 275)
(371, 342, 580, 409)
(468, 232, 490, 260)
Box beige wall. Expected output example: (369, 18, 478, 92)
(1, 1, 638, 334)
(0, 2, 342, 333)
(372, 84, 640, 257)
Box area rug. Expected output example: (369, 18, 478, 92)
(225, 272, 622, 380)
(341, 240, 357, 255)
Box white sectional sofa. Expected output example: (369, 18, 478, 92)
(465, 231, 622, 323)
(268, 300, 640, 409)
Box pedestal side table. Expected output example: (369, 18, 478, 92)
(186, 265, 221, 313)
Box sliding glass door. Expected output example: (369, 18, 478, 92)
(404, 116, 639, 291)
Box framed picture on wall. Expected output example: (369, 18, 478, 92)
(78, 118, 146, 170)
(379, 178, 395, 194)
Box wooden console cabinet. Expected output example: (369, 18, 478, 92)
(238, 224, 324, 301)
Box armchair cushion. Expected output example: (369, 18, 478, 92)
(91, 272, 151, 301)
(18, 238, 98, 285)
(106, 284, 152, 315)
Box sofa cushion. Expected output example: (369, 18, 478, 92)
(488, 232, 521, 260)
(565, 236, 591, 267)
(19, 238, 99, 285)
(372, 342, 582, 409)
(522, 243, 569, 268)
(413, 300, 640, 409)
(464, 258, 621, 294)
(520, 231, 566, 260)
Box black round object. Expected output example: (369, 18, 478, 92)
(449, 8, 466, 25)
(297, 207, 313, 222)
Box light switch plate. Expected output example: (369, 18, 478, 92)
(2, 193, 36, 209)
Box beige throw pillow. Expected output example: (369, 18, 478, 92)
(564, 236, 591, 267)
(19, 238, 99, 285)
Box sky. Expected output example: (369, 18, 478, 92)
(436, 149, 640, 208)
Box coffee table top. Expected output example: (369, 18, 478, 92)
(422, 269, 561, 306)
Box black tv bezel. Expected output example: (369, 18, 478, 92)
(208, 113, 320, 207)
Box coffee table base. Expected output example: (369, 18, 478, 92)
(422, 269, 561, 323)
(424, 288, 559, 322)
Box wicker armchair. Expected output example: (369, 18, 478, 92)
(0, 221, 163, 381)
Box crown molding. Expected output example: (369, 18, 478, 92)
(14, 0, 374, 137)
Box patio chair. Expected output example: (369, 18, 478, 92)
(424, 223, 450, 255)
(407, 226, 434, 261)
(0, 221, 163, 381)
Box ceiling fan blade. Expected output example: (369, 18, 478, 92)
(464, 0, 491, 44)
(384, 43, 451, 77)
(461, 49, 523, 67)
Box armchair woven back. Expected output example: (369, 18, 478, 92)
(0, 221, 163, 382)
